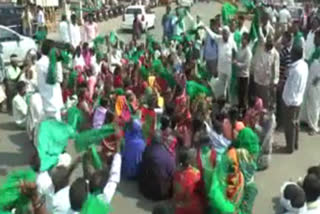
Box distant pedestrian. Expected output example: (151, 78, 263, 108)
(84, 14, 98, 43)
(21, 5, 34, 36)
(59, 15, 70, 44)
(69, 14, 81, 48)
(36, 6, 46, 30)
(132, 13, 143, 41)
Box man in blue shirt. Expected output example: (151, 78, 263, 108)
(162, 6, 173, 41)
(203, 18, 219, 78)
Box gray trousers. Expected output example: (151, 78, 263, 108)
(284, 105, 301, 153)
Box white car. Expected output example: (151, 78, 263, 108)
(121, 5, 156, 31)
(0, 25, 37, 64)
(177, 0, 193, 7)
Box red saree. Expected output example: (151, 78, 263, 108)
(173, 166, 205, 214)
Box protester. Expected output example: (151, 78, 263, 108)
(300, 30, 320, 135)
(138, 133, 175, 201)
(36, 6, 46, 30)
(36, 41, 64, 120)
(234, 32, 252, 111)
(132, 13, 143, 41)
(282, 45, 308, 153)
(12, 81, 28, 128)
(21, 5, 34, 37)
(203, 18, 219, 78)
(59, 15, 70, 44)
(278, 3, 291, 35)
(69, 14, 82, 48)
(5, 54, 22, 113)
(3, 2, 320, 214)
(84, 14, 98, 43)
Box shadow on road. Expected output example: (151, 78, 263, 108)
(0, 122, 23, 131)
(0, 151, 33, 168)
(117, 180, 159, 212)
(8, 132, 32, 150)
(272, 196, 282, 214)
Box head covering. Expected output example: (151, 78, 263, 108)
(222, 25, 230, 33)
(233, 127, 260, 158)
(57, 153, 72, 168)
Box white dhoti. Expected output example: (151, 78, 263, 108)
(26, 93, 44, 141)
(300, 60, 320, 132)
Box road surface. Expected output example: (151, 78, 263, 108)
(1, 2, 319, 214)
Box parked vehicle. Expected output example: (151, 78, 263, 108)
(177, 0, 193, 7)
(0, 25, 37, 64)
(0, 4, 24, 34)
(121, 5, 156, 30)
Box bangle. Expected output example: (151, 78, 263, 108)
(32, 195, 46, 210)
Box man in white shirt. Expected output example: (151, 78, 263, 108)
(279, 3, 291, 34)
(59, 15, 71, 44)
(12, 81, 28, 128)
(36, 42, 64, 120)
(282, 45, 308, 154)
(69, 14, 82, 49)
(36, 6, 46, 29)
(204, 25, 237, 99)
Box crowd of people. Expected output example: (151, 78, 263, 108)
(1, 0, 320, 213)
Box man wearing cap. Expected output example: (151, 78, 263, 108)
(5, 54, 22, 113)
(203, 24, 237, 99)
(282, 44, 308, 154)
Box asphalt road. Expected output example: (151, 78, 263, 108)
(1, 2, 320, 214)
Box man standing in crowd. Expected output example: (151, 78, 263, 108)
(282, 45, 308, 154)
(278, 3, 291, 35)
(203, 18, 219, 78)
(251, 25, 279, 112)
(162, 6, 173, 41)
(69, 14, 81, 49)
(132, 13, 143, 41)
(21, 5, 34, 37)
(84, 14, 98, 43)
(59, 15, 70, 44)
(36, 6, 46, 30)
(205, 25, 237, 99)
(36, 42, 64, 120)
(300, 31, 320, 135)
(5, 55, 22, 113)
(277, 31, 292, 129)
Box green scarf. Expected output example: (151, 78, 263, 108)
(80, 195, 111, 214)
(222, 2, 238, 25)
(0, 169, 36, 213)
(293, 31, 303, 48)
(308, 47, 320, 65)
(234, 30, 242, 48)
(46, 48, 57, 85)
